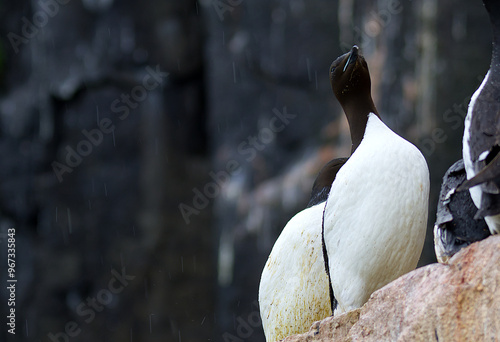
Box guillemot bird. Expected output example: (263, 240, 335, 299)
(322, 46, 430, 315)
(434, 160, 491, 264)
(258, 157, 347, 342)
(460, 0, 500, 235)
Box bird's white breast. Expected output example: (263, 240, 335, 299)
(323, 113, 429, 314)
(259, 203, 331, 342)
(463, 71, 490, 209)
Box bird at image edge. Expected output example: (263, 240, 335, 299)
(460, 0, 500, 235)
(322, 46, 430, 315)
(258, 158, 347, 342)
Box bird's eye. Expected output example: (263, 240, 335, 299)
(330, 66, 335, 74)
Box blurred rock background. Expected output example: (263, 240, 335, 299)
(0, 0, 492, 341)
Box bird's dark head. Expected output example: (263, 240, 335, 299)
(307, 158, 348, 208)
(329, 46, 372, 107)
(329, 46, 378, 153)
(434, 223, 471, 264)
(434, 159, 492, 264)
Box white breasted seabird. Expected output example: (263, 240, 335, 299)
(460, 0, 500, 235)
(434, 159, 491, 263)
(322, 46, 430, 315)
(258, 158, 347, 342)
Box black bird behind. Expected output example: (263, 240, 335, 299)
(434, 160, 491, 263)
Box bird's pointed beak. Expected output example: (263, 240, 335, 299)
(350, 45, 359, 57)
(343, 45, 359, 72)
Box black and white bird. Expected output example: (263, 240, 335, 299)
(258, 158, 347, 342)
(460, 0, 500, 235)
(322, 46, 430, 315)
(434, 160, 491, 264)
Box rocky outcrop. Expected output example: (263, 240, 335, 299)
(283, 235, 500, 341)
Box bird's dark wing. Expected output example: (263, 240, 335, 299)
(436, 160, 467, 225)
(458, 151, 500, 193)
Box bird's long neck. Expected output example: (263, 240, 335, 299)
(342, 96, 379, 154)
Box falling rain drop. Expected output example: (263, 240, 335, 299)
(306, 58, 311, 82)
(149, 314, 154, 333)
(315, 70, 318, 90)
(55, 207, 58, 222)
(67, 208, 72, 234)
(25, 319, 28, 336)
(96, 106, 100, 126)
(112, 130, 116, 147)
(88, 200, 92, 210)
(232, 62, 237, 83)
(104, 183, 108, 197)
(144, 279, 148, 299)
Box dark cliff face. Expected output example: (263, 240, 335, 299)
(0, 1, 212, 341)
(0, 0, 492, 341)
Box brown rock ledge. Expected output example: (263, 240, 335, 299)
(282, 235, 500, 342)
